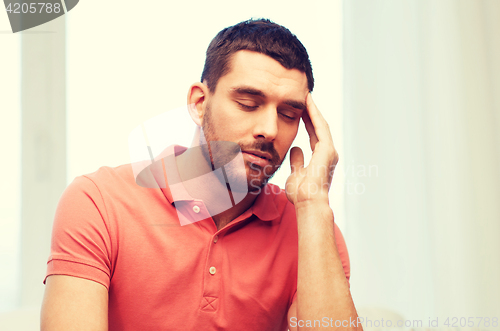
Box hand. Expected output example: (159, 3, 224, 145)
(285, 93, 339, 206)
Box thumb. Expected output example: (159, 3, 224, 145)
(289, 146, 304, 174)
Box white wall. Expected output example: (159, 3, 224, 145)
(0, 6, 21, 313)
(344, 0, 500, 324)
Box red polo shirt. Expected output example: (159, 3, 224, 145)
(44, 146, 351, 331)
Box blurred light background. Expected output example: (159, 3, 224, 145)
(0, 0, 499, 330)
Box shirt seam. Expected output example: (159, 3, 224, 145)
(81, 174, 114, 275)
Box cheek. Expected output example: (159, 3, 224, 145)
(206, 104, 231, 132)
(209, 113, 247, 141)
(276, 126, 299, 158)
(279, 122, 300, 143)
(212, 105, 254, 135)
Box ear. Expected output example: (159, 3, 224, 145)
(187, 82, 210, 126)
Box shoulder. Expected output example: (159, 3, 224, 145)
(77, 163, 157, 201)
(81, 164, 135, 189)
(54, 164, 137, 227)
(59, 163, 161, 223)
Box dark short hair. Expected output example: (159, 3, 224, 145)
(201, 18, 314, 93)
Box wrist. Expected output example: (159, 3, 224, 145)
(295, 200, 333, 225)
(295, 198, 330, 212)
(295, 200, 335, 235)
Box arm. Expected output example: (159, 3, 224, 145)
(41, 175, 113, 331)
(41, 275, 108, 331)
(286, 93, 362, 331)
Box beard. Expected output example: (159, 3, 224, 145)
(200, 102, 284, 193)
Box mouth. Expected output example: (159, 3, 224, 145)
(243, 150, 272, 161)
(242, 150, 272, 168)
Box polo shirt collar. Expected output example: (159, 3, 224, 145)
(158, 144, 194, 203)
(250, 184, 281, 221)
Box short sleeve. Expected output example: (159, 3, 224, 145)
(43, 175, 113, 290)
(290, 222, 351, 304)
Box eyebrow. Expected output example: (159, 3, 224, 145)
(229, 86, 307, 112)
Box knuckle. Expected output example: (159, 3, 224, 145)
(327, 149, 339, 164)
(327, 147, 336, 158)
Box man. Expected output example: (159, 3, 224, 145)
(41, 19, 361, 330)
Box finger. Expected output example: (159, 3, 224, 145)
(289, 146, 304, 173)
(302, 110, 318, 152)
(305, 93, 334, 145)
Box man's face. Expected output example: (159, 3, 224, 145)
(200, 50, 309, 192)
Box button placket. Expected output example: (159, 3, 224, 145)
(200, 231, 223, 311)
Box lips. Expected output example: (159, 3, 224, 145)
(242, 151, 272, 167)
(243, 150, 272, 161)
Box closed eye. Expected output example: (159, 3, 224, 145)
(236, 101, 258, 110)
(236, 100, 298, 121)
(279, 112, 297, 121)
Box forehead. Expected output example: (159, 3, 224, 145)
(217, 50, 308, 97)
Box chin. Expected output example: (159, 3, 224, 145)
(246, 168, 272, 191)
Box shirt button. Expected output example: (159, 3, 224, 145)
(213, 235, 218, 243)
(193, 205, 200, 213)
(209, 266, 216, 275)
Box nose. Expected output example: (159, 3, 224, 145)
(252, 106, 278, 141)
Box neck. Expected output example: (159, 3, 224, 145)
(210, 193, 258, 230)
